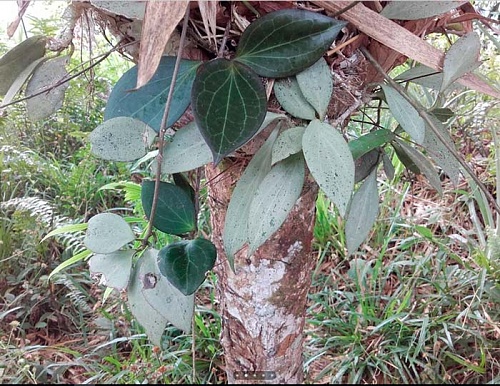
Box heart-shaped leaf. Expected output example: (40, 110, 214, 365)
(89, 117, 157, 161)
(157, 238, 217, 296)
(345, 169, 379, 256)
(296, 57, 332, 118)
(84, 213, 135, 254)
(302, 119, 354, 217)
(248, 153, 305, 255)
(191, 58, 267, 164)
(274, 77, 317, 120)
(223, 129, 279, 266)
(0, 35, 46, 95)
(141, 180, 195, 235)
(127, 248, 194, 346)
(104, 56, 200, 132)
(235, 9, 346, 78)
(89, 250, 134, 290)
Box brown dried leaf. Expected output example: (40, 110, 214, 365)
(136, 0, 188, 89)
(7, 0, 31, 38)
(198, 0, 218, 48)
(315, 1, 500, 99)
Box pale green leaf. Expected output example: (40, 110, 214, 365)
(345, 169, 379, 255)
(127, 248, 194, 345)
(89, 250, 134, 291)
(84, 213, 135, 254)
(381, 1, 466, 20)
(26, 56, 70, 121)
(274, 77, 316, 120)
(223, 129, 279, 265)
(89, 117, 156, 162)
(382, 84, 426, 145)
(90, 0, 145, 19)
(296, 57, 332, 118)
(248, 153, 305, 255)
(272, 126, 306, 165)
(302, 119, 354, 217)
(441, 32, 481, 93)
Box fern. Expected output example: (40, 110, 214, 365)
(52, 274, 92, 313)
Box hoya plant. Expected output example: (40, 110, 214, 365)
(1, 1, 498, 383)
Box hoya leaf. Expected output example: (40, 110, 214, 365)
(84, 213, 135, 254)
(382, 84, 426, 145)
(431, 108, 454, 123)
(348, 129, 394, 160)
(423, 115, 461, 186)
(395, 65, 443, 90)
(235, 9, 347, 78)
(248, 153, 305, 255)
(354, 148, 380, 184)
(157, 238, 217, 296)
(89, 117, 156, 161)
(441, 32, 481, 93)
(302, 119, 354, 217)
(0, 57, 45, 109)
(392, 141, 420, 174)
(104, 56, 200, 132)
(394, 139, 443, 195)
(160, 121, 212, 173)
(0, 35, 46, 95)
(272, 126, 306, 165)
(345, 169, 379, 256)
(296, 57, 332, 118)
(381, 1, 466, 20)
(89, 250, 134, 291)
(191, 58, 267, 164)
(127, 248, 194, 345)
(172, 173, 196, 205)
(223, 129, 279, 265)
(26, 56, 70, 121)
(141, 180, 195, 235)
(382, 153, 395, 180)
(90, 0, 146, 19)
(274, 77, 317, 120)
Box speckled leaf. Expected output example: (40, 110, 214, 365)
(441, 32, 481, 93)
(89, 250, 134, 291)
(141, 180, 195, 235)
(296, 57, 332, 118)
(0, 35, 46, 95)
(84, 213, 135, 254)
(302, 119, 354, 217)
(345, 169, 379, 255)
(127, 248, 194, 346)
(104, 56, 200, 132)
(235, 9, 347, 78)
(158, 238, 217, 296)
(26, 56, 69, 121)
(223, 129, 279, 265)
(382, 84, 425, 145)
(381, 1, 466, 20)
(90, 0, 145, 19)
(89, 117, 156, 161)
(272, 126, 306, 165)
(248, 153, 305, 255)
(191, 58, 267, 164)
(274, 77, 317, 120)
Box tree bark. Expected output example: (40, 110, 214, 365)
(205, 151, 319, 384)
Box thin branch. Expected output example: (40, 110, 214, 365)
(142, 7, 191, 247)
(360, 46, 500, 215)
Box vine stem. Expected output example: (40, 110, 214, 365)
(360, 46, 500, 215)
(142, 7, 191, 247)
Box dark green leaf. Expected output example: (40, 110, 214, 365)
(392, 141, 420, 174)
(173, 173, 196, 205)
(348, 129, 394, 160)
(235, 9, 346, 78)
(191, 58, 267, 164)
(431, 108, 454, 123)
(141, 180, 195, 235)
(158, 238, 217, 296)
(105, 56, 200, 132)
(354, 148, 380, 184)
(382, 153, 395, 180)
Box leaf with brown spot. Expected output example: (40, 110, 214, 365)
(136, 1, 188, 89)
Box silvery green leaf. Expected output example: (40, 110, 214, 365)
(272, 126, 306, 165)
(84, 213, 135, 254)
(296, 57, 332, 118)
(381, 1, 466, 20)
(89, 250, 134, 290)
(274, 77, 317, 120)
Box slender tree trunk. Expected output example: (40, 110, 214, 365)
(205, 151, 319, 384)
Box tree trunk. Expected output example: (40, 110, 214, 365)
(205, 152, 319, 384)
